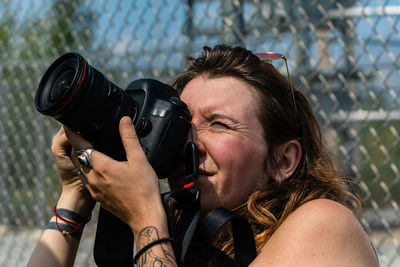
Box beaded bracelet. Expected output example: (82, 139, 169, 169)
(133, 237, 174, 264)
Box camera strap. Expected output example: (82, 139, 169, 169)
(197, 208, 257, 267)
(162, 141, 201, 264)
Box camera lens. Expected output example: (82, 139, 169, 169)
(50, 68, 75, 102)
(36, 55, 81, 114)
(35, 52, 137, 159)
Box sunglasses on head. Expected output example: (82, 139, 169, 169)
(255, 52, 297, 113)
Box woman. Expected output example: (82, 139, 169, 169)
(28, 45, 379, 266)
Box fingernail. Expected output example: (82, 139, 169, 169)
(122, 116, 132, 126)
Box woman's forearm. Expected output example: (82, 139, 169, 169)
(27, 191, 94, 267)
(134, 225, 177, 267)
(129, 201, 177, 267)
(27, 222, 82, 267)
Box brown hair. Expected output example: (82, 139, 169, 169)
(172, 45, 361, 258)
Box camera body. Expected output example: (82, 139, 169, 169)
(125, 79, 191, 177)
(35, 52, 191, 178)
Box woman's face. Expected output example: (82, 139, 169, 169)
(179, 75, 268, 214)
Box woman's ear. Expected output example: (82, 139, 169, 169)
(277, 140, 302, 181)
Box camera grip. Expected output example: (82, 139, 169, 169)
(94, 207, 134, 266)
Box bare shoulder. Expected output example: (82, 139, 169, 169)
(286, 198, 359, 227)
(250, 199, 380, 267)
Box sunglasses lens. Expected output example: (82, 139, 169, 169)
(255, 52, 284, 61)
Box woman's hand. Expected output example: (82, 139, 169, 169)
(51, 126, 95, 216)
(27, 127, 96, 267)
(65, 116, 166, 235)
(65, 117, 177, 266)
(51, 126, 80, 186)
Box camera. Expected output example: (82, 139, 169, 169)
(35, 52, 191, 178)
(35, 52, 192, 265)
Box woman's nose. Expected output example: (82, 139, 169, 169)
(186, 123, 206, 157)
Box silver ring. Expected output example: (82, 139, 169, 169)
(76, 148, 94, 169)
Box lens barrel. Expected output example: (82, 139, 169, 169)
(35, 52, 137, 159)
(36, 53, 84, 116)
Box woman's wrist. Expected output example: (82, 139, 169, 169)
(133, 226, 175, 264)
(129, 198, 169, 238)
(133, 223, 177, 266)
(57, 188, 95, 219)
(47, 201, 92, 240)
(47, 215, 86, 240)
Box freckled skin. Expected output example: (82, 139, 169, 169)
(180, 75, 269, 215)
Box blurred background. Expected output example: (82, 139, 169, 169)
(1, 0, 400, 266)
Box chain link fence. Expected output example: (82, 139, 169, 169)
(1, 0, 400, 266)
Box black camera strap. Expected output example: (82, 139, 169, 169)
(162, 197, 257, 266)
(197, 208, 257, 267)
(161, 141, 201, 264)
(162, 187, 200, 264)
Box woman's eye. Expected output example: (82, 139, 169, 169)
(211, 121, 230, 129)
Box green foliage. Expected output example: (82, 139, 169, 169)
(0, 0, 97, 60)
(336, 121, 400, 208)
(47, 0, 96, 55)
(359, 122, 400, 208)
(0, 14, 14, 52)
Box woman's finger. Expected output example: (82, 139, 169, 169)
(77, 170, 96, 195)
(63, 126, 93, 151)
(51, 127, 70, 156)
(64, 126, 97, 173)
(119, 116, 146, 163)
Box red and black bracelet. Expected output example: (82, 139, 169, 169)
(46, 222, 83, 240)
(46, 204, 92, 240)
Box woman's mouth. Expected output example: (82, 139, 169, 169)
(198, 169, 214, 177)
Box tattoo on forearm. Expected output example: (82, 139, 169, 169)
(136, 226, 177, 267)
